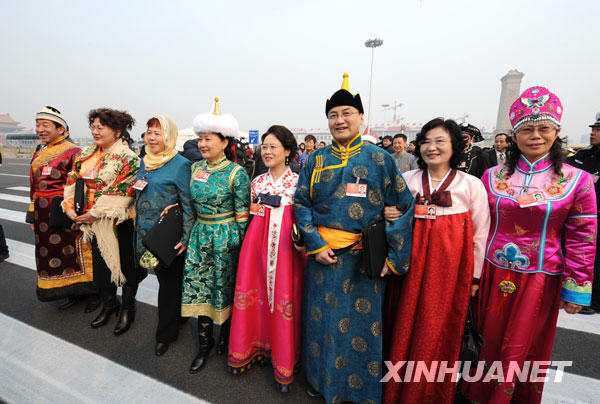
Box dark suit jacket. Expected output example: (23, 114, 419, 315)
(484, 149, 498, 167)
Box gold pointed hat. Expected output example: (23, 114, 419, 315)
(325, 73, 364, 116)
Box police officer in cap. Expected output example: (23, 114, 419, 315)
(568, 112, 600, 314)
(457, 122, 487, 177)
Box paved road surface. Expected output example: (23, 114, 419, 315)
(0, 158, 599, 404)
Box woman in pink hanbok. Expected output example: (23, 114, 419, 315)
(459, 86, 597, 404)
(227, 125, 306, 392)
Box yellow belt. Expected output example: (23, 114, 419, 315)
(317, 225, 363, 250)
(196, 211, 235, 225)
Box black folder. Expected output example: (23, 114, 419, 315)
(49, 196, 73, 228)
(142, 205, 183, 268)
(361, 221, 388, 279)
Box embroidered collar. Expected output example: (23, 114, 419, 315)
(516, 154, 551, 174)
(332, 132, 362, 153)
(45, 135, 66, 148)
(204, 156, 230, 172)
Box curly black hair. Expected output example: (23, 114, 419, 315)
(504, 134, 565, 177)
(261, 125, 298, 159)
(88, 108, 135, 138)
(414, 118, 465, 170)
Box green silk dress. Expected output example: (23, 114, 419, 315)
(181, 157, 251, 323)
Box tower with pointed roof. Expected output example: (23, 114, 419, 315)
(0, 113, 25, 134)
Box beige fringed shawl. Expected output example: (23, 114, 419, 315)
(64, 140, 139, 285)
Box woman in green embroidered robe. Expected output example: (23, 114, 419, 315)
(181, 98, 251, 374)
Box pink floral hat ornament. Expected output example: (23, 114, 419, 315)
(509, 86, 562, 132)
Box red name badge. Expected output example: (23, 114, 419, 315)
(346, 183, 367, 197)
(194, 171, 211, 182)
(132, 179, 148, 190)
(516, 192, 546, 208)
(41, 166, 52, 176)
(249, 203, 265, 216)
(82, 169, 96, 180)
(415, 204, 436, 219)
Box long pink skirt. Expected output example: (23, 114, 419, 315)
(458, 262, 562, 404)
(227, 206, 306, 385)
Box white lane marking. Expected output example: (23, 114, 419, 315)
(557, 311, 600, 336)
(6, 186, 30, 192)
(6, 238, 36, 270)
(0, 207, 26, 223)
(5, 238, 159, 307)
(0, 313, 206, 404)
(543, 368, 600, 403)
(0, 173, 29, 178)
(0, 192, 31, 204)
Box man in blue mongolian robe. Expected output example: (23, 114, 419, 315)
(294, 73, 415, 404)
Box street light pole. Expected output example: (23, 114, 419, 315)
(364, 38, 383, 134)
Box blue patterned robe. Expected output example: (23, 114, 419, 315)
(294, 133, 414, 404)
(134, 154, 194, 268)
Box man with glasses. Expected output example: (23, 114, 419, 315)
(294, 73, 414, 404)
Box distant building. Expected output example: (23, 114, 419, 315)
(0, 114, 25, 134)
(495, 70, 524, 134)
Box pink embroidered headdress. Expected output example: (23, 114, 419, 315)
(509, 86, 563, 132)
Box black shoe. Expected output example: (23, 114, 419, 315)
(579, 307, 596, 315)
(113, 285, 138, 336)
(189, 316, 214, 374)
(216, 318, 231, 356)
(155, 342, 169, 356)
(0, 252, 9, 263)
(84, 295, 101, 313)
(277, 383, 292, 393)
(91, 295, 120, 328)
(306, 385, 322, 398)
(58, 296, 78, 310)
(114, 307, 136, 335)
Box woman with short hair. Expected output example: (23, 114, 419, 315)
(383, 117, 491, 404)
(64, 108, 144, 333)
(227, 125, 307, 392)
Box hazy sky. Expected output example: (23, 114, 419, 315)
(2, 0, 598, 143)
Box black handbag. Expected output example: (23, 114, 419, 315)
(142, 205, 183, 267)
(49, 196, 73, 228)
(360, 221, 387, 279)
(74, 178, 85, 215)
(459, 298, 485, 371)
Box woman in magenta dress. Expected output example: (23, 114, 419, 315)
(383, 118, 491, 404)
(227, 125, 306, 392)
(459, 86, 596, 404)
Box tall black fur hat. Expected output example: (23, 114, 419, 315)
(325, 73, 364, 116)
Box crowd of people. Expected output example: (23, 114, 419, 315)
(25, 73, 599, 404)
